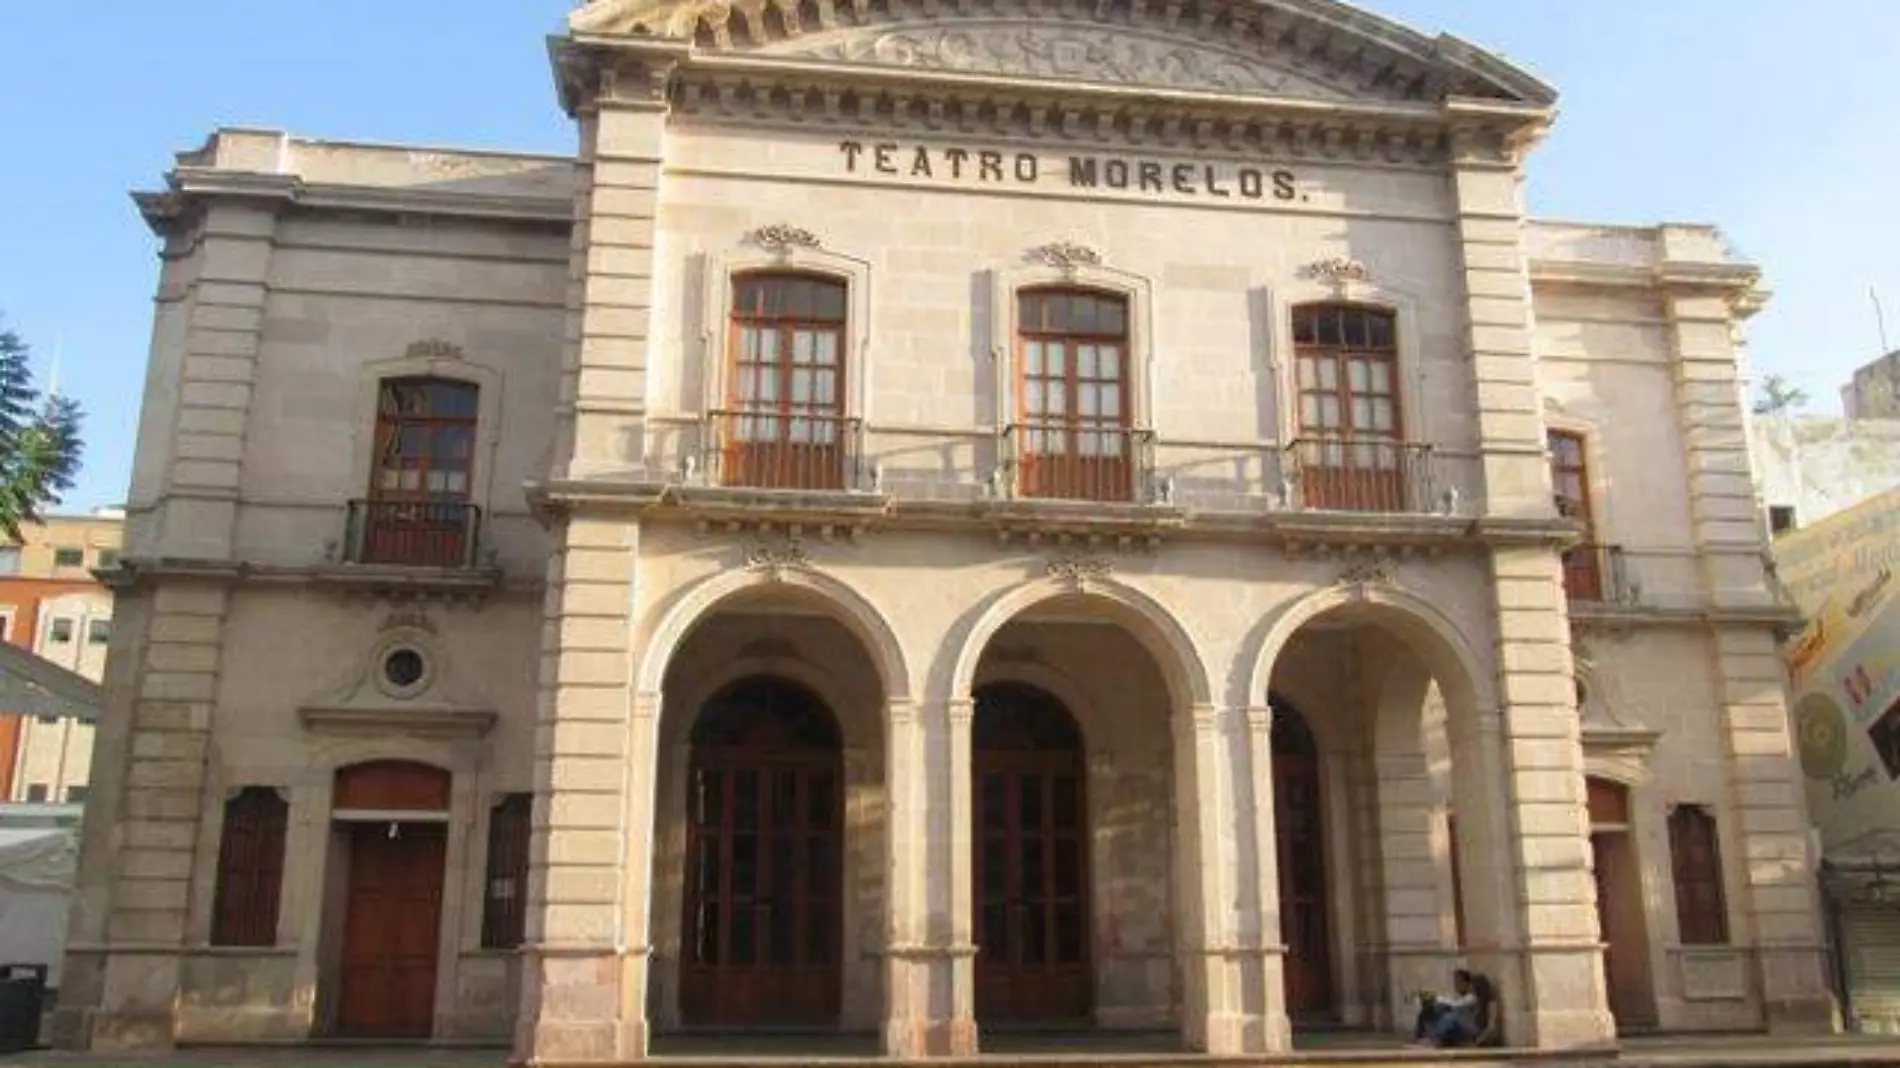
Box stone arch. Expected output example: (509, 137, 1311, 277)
(636, 566, 913, 705)
(945, 575, 1211, 711)
(1246, 582, 1491, 721)
(664, 653, 866, 748)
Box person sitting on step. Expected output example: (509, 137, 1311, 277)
(1413, 968, 1485, 1048)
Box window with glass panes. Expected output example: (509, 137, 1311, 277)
(372, 379, 478, 501)
(729, 274, 846, 443)
(1017, 288, 1129, 442)
(1292, 304, 1399, 440)
(1550, 430, 1604, 600)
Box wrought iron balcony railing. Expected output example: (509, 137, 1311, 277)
(344, 499, 482, 569)
(1281, 437, 1446, 515)
(701, 409, 866, 492)
(1000, 421, 1157, 504)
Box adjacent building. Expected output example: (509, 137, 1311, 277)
(58, 0, 1833, 1059)
(1773, 489, 1900, 1033)
(0, 512, 119, 805)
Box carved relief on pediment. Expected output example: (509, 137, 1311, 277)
(765, 22, 1348, 100)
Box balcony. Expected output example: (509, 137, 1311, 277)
(1001, 421, 1157, 504)
(1281, 437, 1449, 514)
(343, 499, 482, 569)
(1562, 543, 1633, 604)
(701, 409, 867, 493)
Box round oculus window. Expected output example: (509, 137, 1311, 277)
(383, 648, 427, 690)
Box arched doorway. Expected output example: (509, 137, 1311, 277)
(330, 760, 452, 1039)
(1272, 699, 1332, 1017)
(680, 676, 844, 1028)
(1587, 777, 1655, 1029)
(973, 681, 1091, 1027)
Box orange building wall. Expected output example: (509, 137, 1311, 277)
(0, 576, 105, 799)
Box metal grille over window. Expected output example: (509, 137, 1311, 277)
(212, 787, 289, 947)
(482, 793, 532, 950)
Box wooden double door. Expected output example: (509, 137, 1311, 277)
(680, 678, 844, 1028)
(972, 683, 1091, 1026)
(338, 821, 447, 1038)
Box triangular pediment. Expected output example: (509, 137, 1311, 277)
(569, 0, 1555, 107)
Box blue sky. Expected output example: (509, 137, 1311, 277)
(1, 1, 1895, 511)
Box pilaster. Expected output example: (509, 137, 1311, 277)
(56, 582, 231, 1050)
(514, 519, 646, 1064)
(1662, 260, 1832, 1032)
(559, 46, 674, 481)
(155, 198, 279, 559)
(1240, 707, 1293, 1053)
(1484, 548, 1615, 1048)
(883, 698, 975, 1057)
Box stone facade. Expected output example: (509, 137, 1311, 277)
(60, 0, 1834, 1059)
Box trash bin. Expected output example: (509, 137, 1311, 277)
(0, 964, 47, 1053)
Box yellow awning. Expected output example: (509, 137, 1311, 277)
(0, 643, 100, 723)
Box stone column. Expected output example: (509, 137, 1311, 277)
(1449, 110, 1615, 1048)
(1661, 247, 1832, 1032)
(1240, 707, 1293, 1053)
(883, 698, 974, 1056)
(513, 519, 647, 1063)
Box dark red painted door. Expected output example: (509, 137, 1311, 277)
(338, 822, 446, 1038)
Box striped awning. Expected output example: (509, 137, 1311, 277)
(0, 643, 100, 723)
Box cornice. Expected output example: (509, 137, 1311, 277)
(666, 57, 1469, 166)
(134, 171, 575, 237)
(103, 556, 538, 601)
(529, 476, 1576, 552)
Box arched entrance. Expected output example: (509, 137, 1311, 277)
(679, 676, 844, 1028)
(1587, 777, 1655, 1029)
(972, 681, 1090, 1026)
(330, 760, 451, 1039)
(1272, 699, 1332, 1017)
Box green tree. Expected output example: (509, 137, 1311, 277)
(0, 325, 83, 540)
(1752, 373, 1810, 416)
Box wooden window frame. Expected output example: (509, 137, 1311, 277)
(1549, 429, 1604, 601)
(1013, 286, 1136, 502)
(481, 793, 532, 950)
(720, 271, 851, 491)
(370, 377, 480, 505)
(1668, 805, 1729, 946)
(1290, 303, 1407, 510)
(362, 376, 481, 567)
(211, 786, 289, 947)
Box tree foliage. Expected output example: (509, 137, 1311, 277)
(1752, 374, 1810, 416)
(0, 326, 83, 541)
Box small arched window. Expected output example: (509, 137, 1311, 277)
(1014, 287, 1134, 502)
(720, 273, 849, 490)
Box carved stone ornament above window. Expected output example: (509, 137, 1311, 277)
(1047, 552, 1114, 590)
(747, 224, 823, 255)
(1028, 242, 1103, 274)
(404, 338, 463, 361)
(1303, 257, 1371, 285)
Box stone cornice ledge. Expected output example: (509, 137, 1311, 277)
(104, 556, 527, 599)
(297, 705, 499, 740)
(136, 172, 574, 236)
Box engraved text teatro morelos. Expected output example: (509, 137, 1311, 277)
(839, 140, 1303, 202)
